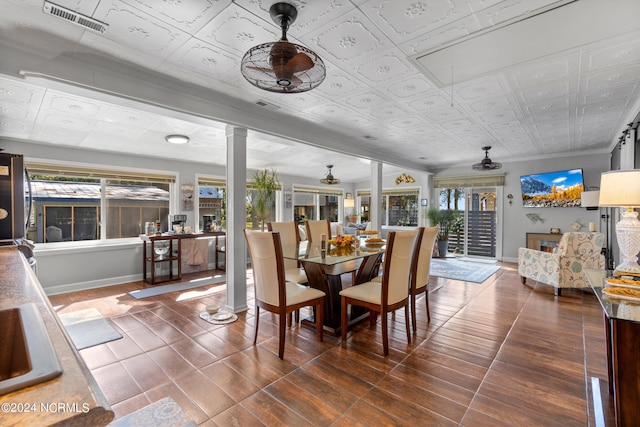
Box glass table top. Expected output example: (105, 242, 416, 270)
(285, 240, 386, 266)
(585, 268, 640, 323)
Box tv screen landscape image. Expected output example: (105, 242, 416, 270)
(520, 169, 585, 208)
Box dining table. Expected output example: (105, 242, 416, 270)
(286, 238, 385, 335)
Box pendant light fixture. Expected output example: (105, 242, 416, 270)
(240, 2, 325, 93)
(320, 165, 341, 185)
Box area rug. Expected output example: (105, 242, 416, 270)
(108, 397, 197, 427)
(58, 308, 122, 350)
(128, 274, 226, 299)
(430, 258, 500, 283)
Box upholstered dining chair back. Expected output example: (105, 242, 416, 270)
(267, 221, 300, 271)
(409, 226, 438, 329)
(413, 227, 439, 289)
(382, 230, 419, 306)
(305, 219, 331, 244)
(244, 229, 285, 307)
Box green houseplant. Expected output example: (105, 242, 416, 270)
(427, 208, 460, 256)
(252, 168, 279, 231)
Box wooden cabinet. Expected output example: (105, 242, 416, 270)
(526, 232, 562, 252)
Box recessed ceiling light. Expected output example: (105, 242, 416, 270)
(165, 134, 190, 145)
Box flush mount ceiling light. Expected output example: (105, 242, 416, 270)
(240, 2, 325, 93)
(165, 134, 190, 145)
(472, 146, 502, 171)
(320, 165, 340, 185)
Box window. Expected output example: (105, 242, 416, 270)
(293, 186, 343, 224)
(197, 177, 281, 231)
(27, 163, 173, 243)
(357, 188, 420, 227)
(197, 178, 226, 231)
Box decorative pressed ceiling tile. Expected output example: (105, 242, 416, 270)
(0, 0, 637, 180)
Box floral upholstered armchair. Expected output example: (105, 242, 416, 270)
(518, 232, 605, 296)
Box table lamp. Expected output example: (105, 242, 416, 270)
(598, 170, 640, 274)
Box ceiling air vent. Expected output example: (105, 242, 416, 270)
(255, 100, 280, 111)
(43, 1, 108, 34)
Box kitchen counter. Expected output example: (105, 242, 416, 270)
(0, 246, 113, 426)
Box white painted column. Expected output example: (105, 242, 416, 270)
(225, 125, 248, 313)
(370, 161, 383, 231)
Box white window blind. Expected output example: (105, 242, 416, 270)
(293, 185, 344, 196)
(433, 174, 505, 188)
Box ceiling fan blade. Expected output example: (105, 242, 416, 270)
(286, 52, 314, 73)
(246, 65, 275, 73)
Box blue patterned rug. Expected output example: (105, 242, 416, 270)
(430, 258, 500, 283)
(109, 397, 196, 426)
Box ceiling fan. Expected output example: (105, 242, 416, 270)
(240, 2, 326, 93)
(320, 165, 341, 185)
(472, 146, 502, 171)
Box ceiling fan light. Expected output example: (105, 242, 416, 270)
(472, 146, 501, 170)
(165, 134, 190, 145)
(320, 164, 341, 185)
(240, 3, 326, 93)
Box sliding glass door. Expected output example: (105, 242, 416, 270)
(438, 186, 499, 258)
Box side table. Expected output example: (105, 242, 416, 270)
(585, 268, 640, 427)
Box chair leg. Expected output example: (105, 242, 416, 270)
(287, 312, 292, 327)
(341, 297, 348, 341)
(253, 306, 260, 344)
(425, 291, 431, 323)
(411, 293, 417, 332)
(316, 301, 324, 343)
(369, 311, 377, 327)
(278, 312, 286, 359)
(382, 310, 389, 357)
(404, 303, 411, 344)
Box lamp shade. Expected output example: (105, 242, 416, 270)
(598, 170, 640, 207)
(580, 190, 600, 209)
(344, 198, 354, 208)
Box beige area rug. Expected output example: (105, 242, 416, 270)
(58, 308, 122, 350)
(128, 275, 226, 299)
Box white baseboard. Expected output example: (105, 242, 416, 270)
(43, 274, 141, 296)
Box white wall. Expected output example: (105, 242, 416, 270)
(430, 152, 611, 262)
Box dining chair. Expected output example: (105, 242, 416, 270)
(267, 221, 309, 326)
(244, 229, 325, 359)
(339, 230, 418, 356)
(267, 221, 308, 285)
(305, 219, 332, 248)
(410, 226, 439, 331)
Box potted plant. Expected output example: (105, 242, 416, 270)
(252, 168, 279, 231)
(427, 208, 460, 257)
(347, 209, 359, 224)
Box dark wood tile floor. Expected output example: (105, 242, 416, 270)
(48, 263, 615, 426)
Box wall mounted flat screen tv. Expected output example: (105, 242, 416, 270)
(520, 169, 584, 208)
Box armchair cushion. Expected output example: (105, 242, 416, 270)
(518, 232, 605, 292)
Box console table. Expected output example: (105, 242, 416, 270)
(141, 231, 224, 285)
(585, 268, 639, 427)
